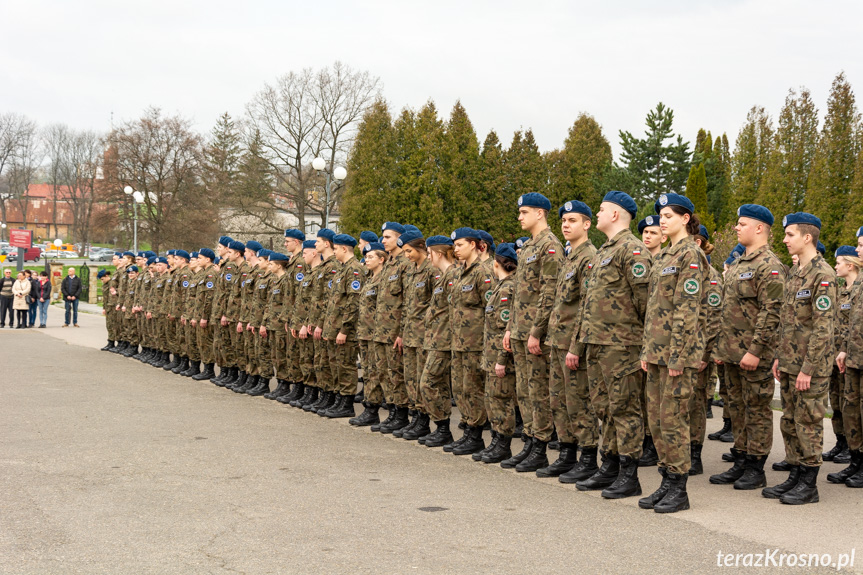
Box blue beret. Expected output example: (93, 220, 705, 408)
(123, 251, 135, 258)
(156, 257, 168, 264)
(214, 257, 221, 265)
(397, 230, 423, 247)
(228, 241, 245, 253)
(515, 237, 529, 249)
(302, 240, 317, 249)
(496, 243, 518, 263)
(97, 269, 108, 279)
(857, 226, 863, 238)
(199, 248, 215, 261)
(316, 229, 335, 242)
(218, 236, 232, 247)
(558, 200, 592, 220)
(146, 256, 156, 265)
(174, 250, 190, 261)
(166, 250, 175, 256)
(637, 215, 660, 234)
(284, 229, 305, 241)
(257, 249, 271, 258)
(334, 234, 358, 248)
(363, 242, 386, 254)
(603, 191, 638, 219)
(360, 231, 378, 243)
(836, 245, 858, 258)
(782, 212, 821, 229)
(816, 241, 826, 255)
(113, 251, 123, 257)
(403, 224, 421, 235)
(476, 230, 495, 250)
(190, 251, 199, 259)
(737, 204, 774, 226)
(655, 193, 694, 215)
(450, 227, 479, 241)
(127, 265, 139, 273)
(425, 235, 453, 248)
(269, 252, 288, 262)
(698, 225, 710, 240)
(245, 240, 263, 253)
(136, 251, 146, 258)
(707, 255, 712, 265)
(724, 243, 746, 266)
(518, 192, 551, 211)
(145, 251, 157, 259)
(381, 222, 406, 234)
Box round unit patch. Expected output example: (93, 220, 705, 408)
(707, 293, 721, 307)
(296, 272, 304, 281)
(450, 232, 456, 240)
(500, 309, 510, 322)
(564, 201, 572, 212)
(225, 274, 232, 281)
(351, 280, 361, 291)
(182, 281, 189, 288)
(683, 279, 700, 295)
(517, 196, 524, 206)
(659, 194, 668, 206)
(815, 295, 832, 311)
(632, 263, 646, 278)
(206, 281, 214, 289)
(485, 290, 492, 302)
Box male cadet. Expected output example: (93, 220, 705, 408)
(835, 226, 863, 488)
(321, 234, 365, 418)
(98, 270, 114, 350)
(291, 240, 323, 408)
(502, 192, 563, 472)
(270, 229, 306, 401)
(262, 252, 290, 396)
(191, 248, 217, 381)
(373, 222, 412, 432)
(134, 256, 155, 361)
(710, 205, 785, 490)
(243, 248, 274, 396)
(573, 191, 652, 493)
(217, 241, 246, 387)
(181, 252, 205, 377)
(542, 200, 599, 479)
(226, 241, 258, 391)
(102, 253, 124, 351)
(210, 237, 233, 384)
(233, 242, 265, 392)
(762, 213, 836, 505)
(168, 250, 192, 374)
(146, 257, 169, 367)
(113, 252, 135, 354)
(305, 229, 341, 413)
(120, 265, 140, 356)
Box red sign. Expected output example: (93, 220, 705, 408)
(9, 229, 32, 249)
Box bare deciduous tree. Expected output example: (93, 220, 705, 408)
(0, 113, 38, 239)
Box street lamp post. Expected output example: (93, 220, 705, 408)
(312, 157, 346, 230)
(123, 186, 144, 253)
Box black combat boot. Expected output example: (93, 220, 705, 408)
(706, 401, 713, 419)
(845, 452, 863, 487)
(835, 439, 852, 464)
(772, 460, 791, 471)
(708, 418, 732, 441)
(473, 432, 498, 461)
(481, 435, 513, 463)
(307, 390, 331, 412)
(122, 344, 138, 357)
(246, 377, 270, 396)
(403, 413, 431, 440)
(211, 366, 227, 384)
(444, 425, 473, 452)
(453, 426, 485, 456)
(146, 350, 161, 365)
(576, 452, 620, 491)
(236, 374, 258, 394)
(823, 432, 846, 461)
(654, 472, 690, 513)
(294, 386, 318, 408)
(722, 451, 735, 462)
(780, 465, 819, 505)
(536, 442, 578, 478)
(515, 440, 549, 472)
(172, 357, 189, 374)
(689, 442, 704, 475)
(182, 361, 201, 377)
(638, 434, 658, 467)
(110, 341, 125, 354)
(162, 354, 179, 370)
(709, 448, 746, 484)
(265, 379, 289, 399)
(131, 347, 145, 360)
(101, 340, 115, 352)
(371, 405, 396, 432)
(762, 465, 801, 499)
(192, 363, 215, 381)
(548, 430, 560, 451)
(354, 388, 364, 404)
(380, 407, 409, 434)
(559, 446, 599, 484)
(602, 455, 642, 499)
(393, 410, 419, 438)
(501, 437, 534, 469)
(639, 467, 671, 509)
(423, 419, 454, 448)
(324, 394, 356, 418)
(156, 352, 171, 368)
(219, 367, 238, 387)
(350, 403, 380, 426)
(279, 382, 304, 404)
(827, 450, 861, 483)
(734, 454, 767, 490)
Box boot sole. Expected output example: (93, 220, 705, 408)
(601, 486, 643, 499)
(575, 482, 615, 491)
(654, 501, 690, 513)
(558, 470, 598, 484)
(779, 494, 819, 505)
(733, 480, 766, 490)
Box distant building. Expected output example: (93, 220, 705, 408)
(0, 184, 109, 244)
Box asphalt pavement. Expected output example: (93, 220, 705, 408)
(0, 309, 860, 574)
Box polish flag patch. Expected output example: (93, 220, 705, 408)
(448, 281, 453, 286)
(710, 281, 718, 285)
(588, 263, 593, 269)
(771, 270, 779, 275)
(484, 278, 492, 284)
(633, 250, 641, 255)
(690, 263, 699, 269)
(821, 281, 830, 287)
(331, 269, 337, 274)
(353, 271, 360, 275)
(501, 297, 508, 302)
(548, 249, 556, 254)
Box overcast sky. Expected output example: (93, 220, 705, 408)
(2, 0, 861, 158)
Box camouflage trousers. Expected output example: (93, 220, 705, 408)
(645, 363, 695, 475)
(243, 328, 257, 374)
(779, 372, 827, 467)
(377, 341, 408, 408)
(298, 335, 317, 386)
(419, 350, 452, 422)
(165, 317, 177, 355)
(403, 346, 427, 412)
(123, 314, 138, 345)
(641, 371, 651, 438)
(586, 344, 644, 459)
(484, 368, 516, 436)
(511, 339, 552, 442)
(844, 367, 862, 451)
(549, 347, 598, 447)
(229, 322, 244, 370)
(327, 339, 359, 396)
(359, 340, 384, 405)
(717, 364, 729, 419)
(286, 330, 302, 382)
(197, 323, 214, 365)
(212, 318, 225, 367)
(724, 363, 775, 457)
(688, 364, 712, 445)
(254, 331, 272, 379)
(106, 309, 117, 341)
(270, 329, 289, 380)
(451, 351, 487, 428)
(830, 365, 845, 436)
(186, 321, 200, 362)
(314, 337, 334, 392)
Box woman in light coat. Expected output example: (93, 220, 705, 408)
(12, 272, 31, 328)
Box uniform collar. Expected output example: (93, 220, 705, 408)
(602, 228, 632, 249)
(793, 253, 823, 278)
(740, 243, 769, 262)
(665, 235, 696, 255)
(568, 239, 592, 260)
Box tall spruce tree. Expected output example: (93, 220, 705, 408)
(441, 100, 480, 232)
(685, 163, 713, 231)
(503, 130, 546, 240)
(478, 130, 511, 241)
(202, 112, 241, 205)
(843, 147, 863, 240)
(728, 106, 773, 212)
(710, 134, 731, 226)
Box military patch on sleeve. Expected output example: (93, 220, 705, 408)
(565, 271, 575, 280)
(500, 309, 510, 322)
(182, 281, 189, 288)
(815, 295, 832, 311)
(632, 263, 646, 278)
(296, 272, 304, 281)
(485, 290, 492, 302)
(327, 280, 333, 289)
(433, 287, 443, 295)
(841, 303, 852, 310)
(599, 257, 612, 267)
(206, 281, 214, 289)
(351, 280, 361, 291)
(708, 293, 721, 307)
(525, 254, 538, 264)
(683, 279, 700, 295)
(661, 266, 678, 276)
(225, 274, 232, 281)
(796, 290, 811, 299)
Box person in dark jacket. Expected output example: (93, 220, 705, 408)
(25, 270, 38, 327)
(61, 267, 82, 327)
(36, 271, 52, 327)
(0, 267, 15, 328)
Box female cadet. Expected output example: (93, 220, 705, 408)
(262, 252, 290, 395)
(475, 243, 518, 464)
(640, 193, 708, 514)
(689, 225, 723, 475)
(290, 240, 324, 408)
(419, 236, 457, 447)
(396, 231, 436, 441)
(446, 228, 493, 456)
(350, 242, 387, 427)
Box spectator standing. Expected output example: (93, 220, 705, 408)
(12, 272, 31, 329)
(26, 270, 38, 327)
(0, 268, 14, 328)
(61, 267, 82, 327)
(36, 271, 51, 327)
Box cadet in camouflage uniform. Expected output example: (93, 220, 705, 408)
(243, 248, 274, 395)
(178, 252, 203, 377)
(113, 252, 134, 354)
(233, 243, 264, 391)
(209, 237, 233, 383)
(637, 215, 664, 465)
(102, 253, 124, 351)
(710, 206, 785, 490)
(120, 265, 140, 354)
(167, 251, 191, 373)
(503, 193, 563, 472)
(268, 229, 306, 401)
(99, 269, 115, 350)
(146, 257, 169, 367)
(575, 192, 652, 496)
(160, 251, 181, 370)
(261, 251, 290, 396)
(640, 193, 708, 513)
(304, 230, 340, 413)
(225, 243, 254, 390)
(418, 236, 457, 447)
(763, 213, 836, 505)
(191, 248, 217, 381)
(290, 240, 323, 408)
(543, 201, 599, 480)
(214, 239, 244, 386)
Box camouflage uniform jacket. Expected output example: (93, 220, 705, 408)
(401, 258, 435, 348)
(450, 258, 493, 353)
(843, 276, 863, 368)
(183, 269, 204, 321)
(106, 273, 119, 308)
(211, 260, 236, 322)
(357, 271, 382, 342)
(140, 272, 152, 312)
(424, 266, 456, 352)
(578, 228, 652, 347)
(122, 278, 136, 318)
(715, 244, 786, 364)
(373, 252, 411, 344)
(262, 272, 289, 331)
(307, 255, 339, 328)
(544, 239, 596, 352)
(323, 258, 364, 340)
(777, 255, 836, 378)
(172, 267, 191, 320)
(237, 264, 262, 325)
(224, 261, 250, 323)
(149, 273, 166, 318)
(193, 266, 217, 321)
(506, 227, 563, 341)
(641, 236, 708, 370)
(483, 274, 515, 371)
(701, 264, 724, 361)
(291, 260, 318, 331)
(249, 268, 272, 328)
(278, 251, 305, 325)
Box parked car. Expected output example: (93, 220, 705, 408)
(88, 248, 113, 262)
(6, 247, 42, 262)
